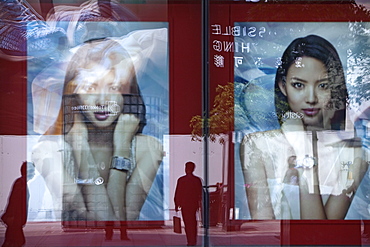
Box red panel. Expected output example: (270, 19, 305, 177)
(127, 3, 169, 22)
(0, 59, 27, 135)
(281, 220, 362, 245)
(168, 3, 202, 134)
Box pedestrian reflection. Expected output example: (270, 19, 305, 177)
(1, 162, 35, 247)
(174, 162, 203, 246)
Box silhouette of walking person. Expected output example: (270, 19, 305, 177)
(174, 162, 203, 246)
(1, 162, 35, 247)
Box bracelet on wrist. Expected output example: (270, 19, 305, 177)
(110, 156, 132, 172)
(74, 177, 105, 185)
(111, 136, 136, 180)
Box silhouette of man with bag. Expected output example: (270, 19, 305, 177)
(174, 162, 203, 246)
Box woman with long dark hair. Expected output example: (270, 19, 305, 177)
(241, 35, 366, 219)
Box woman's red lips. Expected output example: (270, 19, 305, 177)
(302, 108, 320, 116)
(94, 111, 110, 121)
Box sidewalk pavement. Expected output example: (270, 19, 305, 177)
(1, 220, 370, 246)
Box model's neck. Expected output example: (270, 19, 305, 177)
(85, 122, 115, 144)
(304, 124, 329, 132)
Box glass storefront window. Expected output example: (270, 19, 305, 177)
(1, 0, 370, 246)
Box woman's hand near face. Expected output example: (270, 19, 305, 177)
(65, 113, 90, 175)
(240, 135, 275, 220)
(65, 113, 117, 221)
(113, 114, 140, 157)
(108, 114, 139, 220)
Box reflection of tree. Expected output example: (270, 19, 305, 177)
(190, 82, 234, 143)
(190, 80, 279, 141)
(347, 21, 370, 107)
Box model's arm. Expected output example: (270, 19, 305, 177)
(324, 149, 368, 219)
(107, 114, 139, 221)
(240, 135, 275, 220)
(65, 114, 115, 221)
(297, 145, 368, 219)
(296, 167, 327, 219)
(125, 134, 163, 220)
(31, 137, 89, 219)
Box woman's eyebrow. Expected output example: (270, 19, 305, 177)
(108, 81, 120, 85)
(289, 77, 329, 83)
(317, 78, 329, 83)
(290, 77, 306, 82)
(108, 82, 122, 88)
(84, 81, 97, 86)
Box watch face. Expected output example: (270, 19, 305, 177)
(295, 155, 316, 169)
(302, 156, 315, 169)
(112, 156, 131, 171)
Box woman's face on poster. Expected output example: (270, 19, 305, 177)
(279, 56, 332, 129)
(73, 58, 135, 128)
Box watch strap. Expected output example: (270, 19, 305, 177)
(111, 156, 131, 172)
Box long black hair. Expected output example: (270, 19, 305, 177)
(274, 35, 348, 130)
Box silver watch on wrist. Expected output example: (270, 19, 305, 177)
(295, 155, 316, 169)
(111, 156, 131, 172)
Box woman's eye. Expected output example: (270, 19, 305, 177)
(85, 85, 95, 91)
(110, 86, 120, 91)
(291, 82, 303, 89)
(318, 83, 329, 90)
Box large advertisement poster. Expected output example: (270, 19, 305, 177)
(27, 21, 169, 223)
(234, 22, 370, 220)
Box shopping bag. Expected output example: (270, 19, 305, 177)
(173, 214, 182, 234)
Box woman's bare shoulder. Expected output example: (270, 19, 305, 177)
(135, 134, 163, 154)
(136, 134, 162, 144)
(32, 136, 72, 160)
(32, 135, 63, 152)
